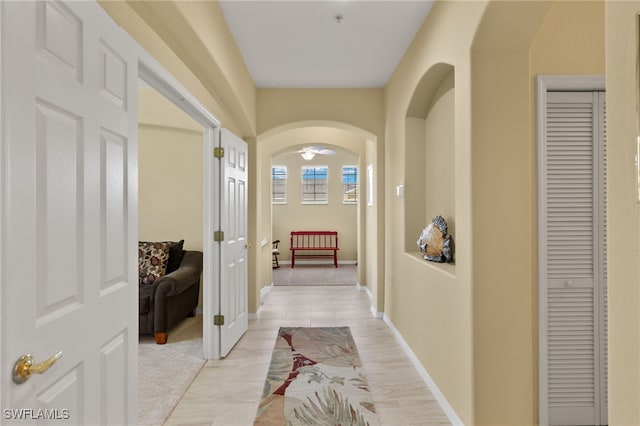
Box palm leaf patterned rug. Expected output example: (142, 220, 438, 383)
(254, 327, 380, 426)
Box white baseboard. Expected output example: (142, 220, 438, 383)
(383, 315, 464, 426)
(369, 305, 383, 319)
(357, 283, 383, 319)
(260, 284, 272, 305)
(357, 282, 370, 300)
(248, 284, 273, 319)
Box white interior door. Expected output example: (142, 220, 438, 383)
(1, 1, 138, 424)
(219, 129, 249, 357)
(538, 86, 607, 426)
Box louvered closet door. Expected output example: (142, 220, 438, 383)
(541, 91, 607, 426)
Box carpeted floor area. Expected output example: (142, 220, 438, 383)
(273, 264, 358, 286)
(138, 315, 204, 426)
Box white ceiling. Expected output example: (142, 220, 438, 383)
(218, 1, 434, 88)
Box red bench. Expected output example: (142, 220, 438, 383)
(290, 231, 339, 268)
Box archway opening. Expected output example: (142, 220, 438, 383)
(254, 122, 378, 308)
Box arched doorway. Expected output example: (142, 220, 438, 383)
(253, 121, 381, 313)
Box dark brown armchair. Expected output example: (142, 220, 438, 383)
(139, 249, 203, 344)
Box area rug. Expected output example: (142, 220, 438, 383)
(273, 264, 358, 286)
(254, 326, 380, 425)
(138, 316, 205, 426)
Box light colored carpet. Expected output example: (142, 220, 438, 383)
(273, 264, 357, 286)
(138, 315, 204, 426)
(254, 326, 380, 425)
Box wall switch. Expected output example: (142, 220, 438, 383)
(396, 185, 404, 197)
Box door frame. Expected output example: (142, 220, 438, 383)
(536, 74, 606, 426)
(0, 0, 5, 395)
(0, 4, 224, 421)
(137, 58, 222, 360)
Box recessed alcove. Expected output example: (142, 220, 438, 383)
(404, 63, 455, 273)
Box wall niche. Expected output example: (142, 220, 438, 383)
(404, 63, 456, 271)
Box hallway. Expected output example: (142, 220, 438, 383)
(165, 285, 451, 425)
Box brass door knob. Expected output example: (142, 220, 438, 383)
(13, 351, 63, 384)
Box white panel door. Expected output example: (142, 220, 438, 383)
(1, 2, 138, 424)
(539, 91, 607, 426)
(219, 129, 249, 357)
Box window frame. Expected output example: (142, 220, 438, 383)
(342, 165, 359, 204)
(271, 165, 287, 204)
(301, 165, 329, 204)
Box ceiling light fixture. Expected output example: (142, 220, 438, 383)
(301, 151, 316, 161)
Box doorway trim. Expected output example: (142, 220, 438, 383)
(536, 74, 606, 425)
(138, 54, 221, 359)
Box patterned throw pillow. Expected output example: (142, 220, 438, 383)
(139, 240, 185, 274)
(138, 242, 171, 285)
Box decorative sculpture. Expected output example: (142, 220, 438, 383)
(417, 215, 454, 263)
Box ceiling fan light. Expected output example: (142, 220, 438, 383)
(301, 151, 316, 161)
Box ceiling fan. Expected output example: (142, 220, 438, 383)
(294, 146, 336, 161)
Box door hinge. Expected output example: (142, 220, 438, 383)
(214, 147, 224, 159)
(214, 230, 224, 242)
(214, 314, 224, 326)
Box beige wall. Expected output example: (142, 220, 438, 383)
(138, 87, 204, 307)
(606, 2, 640, 424)
(272, 148, 359, 263)
(386, 0, 605, 424)
(423, 73, 455, 235)
(138, 125, 203, 246)
(471, 47, 536, 424)
(384, 2, 486, 422)
(99, 1, 255, 138)
(257, 89, 384, 138)
(404, 117, 426, 251)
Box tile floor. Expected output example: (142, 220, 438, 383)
(164, 285, 451, 425)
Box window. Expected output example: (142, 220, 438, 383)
(342, 166, 359, 203)
(301, 166, 328, 203)
(271, 166, 287, 204)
